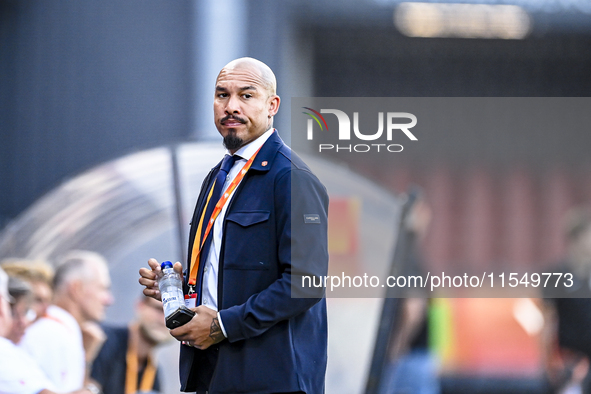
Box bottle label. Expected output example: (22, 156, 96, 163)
(162, 292, 180, 304)
(162, 291, 182, 316)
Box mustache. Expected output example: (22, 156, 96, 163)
(221, 115, 247, 124)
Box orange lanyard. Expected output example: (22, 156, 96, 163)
(125, 324, 157, 394)
(188, 147, 262, 286)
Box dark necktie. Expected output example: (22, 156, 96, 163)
(198, 154, 239, 267)
(214, 154, 239, 201)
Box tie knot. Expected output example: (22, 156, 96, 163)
(220, 154, 239, 174)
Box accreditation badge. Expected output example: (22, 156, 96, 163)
(184, 293, 197, 308)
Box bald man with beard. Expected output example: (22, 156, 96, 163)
(140, 57, 329, 393)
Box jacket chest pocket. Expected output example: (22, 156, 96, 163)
(224, 210, 272, 270)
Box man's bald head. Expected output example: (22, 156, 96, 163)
(213, 57, 281, 153)
(217, 57, 277, 96)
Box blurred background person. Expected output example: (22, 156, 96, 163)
(91, 296, 173, 394)
(20, 250, 114, 393)
(0, 266, 95, 394)
(379, 194, 441, 394)
(1, 258, 54, 322)
(6, 275, 34, 344)
(542, 206, 591, 394)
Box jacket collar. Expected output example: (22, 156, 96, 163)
(212, 129, 285, 173)
(248, 129, 284, 172)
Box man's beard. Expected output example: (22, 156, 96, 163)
(223, 132, 243, 151)
(139, 321, 174, 345)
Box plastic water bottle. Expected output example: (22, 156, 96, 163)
(158, 261, 184, 318)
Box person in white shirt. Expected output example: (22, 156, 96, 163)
(19, 251, 113, 393)
(0, 266, 93, 394)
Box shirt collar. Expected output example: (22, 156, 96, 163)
(229, 128, 275, 161)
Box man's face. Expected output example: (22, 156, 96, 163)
(7, 295, 33, 344)
(137, 297, 171, 345)
(78, 263, 114, 322)
(214, 65, 279, 153)
(30, 280, 52, 320)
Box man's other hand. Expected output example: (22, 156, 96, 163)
(170, 306, 225, 350)
(138, 258, 183, 301)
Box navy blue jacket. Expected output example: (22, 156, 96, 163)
(180, 131, 329, 394)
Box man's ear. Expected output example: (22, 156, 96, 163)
(0, 297, 13, 333)
(0, 297, 7, 318)
(268, 95, 280, 117)
(68, 279, 85, 299)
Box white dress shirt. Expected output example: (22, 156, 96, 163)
(201, 129, 275, 334)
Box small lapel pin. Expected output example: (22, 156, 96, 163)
(261, 161, 268, 167)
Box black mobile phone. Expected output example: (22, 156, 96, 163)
(165, 306, 196, 329)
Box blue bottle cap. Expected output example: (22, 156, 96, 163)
(161, 261, 173, 269)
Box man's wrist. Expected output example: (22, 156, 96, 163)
(217, 312, 228, 338)
(84, 382, 102, 394)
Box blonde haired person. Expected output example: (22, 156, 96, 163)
(1, 258, 54, 321)
(0, 266, 94, 394)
